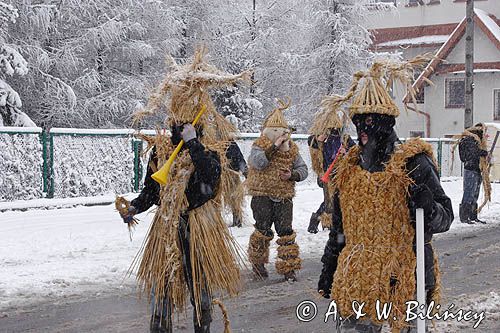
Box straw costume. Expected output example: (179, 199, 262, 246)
(213, 111, 248, 227)
(245, 99, 308, 282)
(120, 48, 251, 333)
(453, 123, 491, 224)
(307, 103, 355, 233)
(317, 57, 454, 332)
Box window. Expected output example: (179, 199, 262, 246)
(445, 78, 465, 108)
(494, 89, 500, 121)
(410, 130, 425, 138)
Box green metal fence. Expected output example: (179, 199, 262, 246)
(0, 127, 463, 202)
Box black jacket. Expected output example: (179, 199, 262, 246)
(131, 138, 221, 214)
(226, 141, 247, 176)
(459, 136, 488, 172)
(318, 135, 454, 295)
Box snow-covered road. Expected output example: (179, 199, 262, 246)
(1, 178, 499, 312)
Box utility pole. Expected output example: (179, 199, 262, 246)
(464, 0, 474, 129)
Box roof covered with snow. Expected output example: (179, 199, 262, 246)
(377, 35, 449, 47)
(406, 9, 500, 102)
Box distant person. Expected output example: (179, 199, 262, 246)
(458, 123, 489, 224)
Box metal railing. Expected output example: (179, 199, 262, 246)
(0, 127, 463, 202)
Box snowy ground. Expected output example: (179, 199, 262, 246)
(1, 178, 499, 313)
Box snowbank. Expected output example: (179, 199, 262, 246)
(0, 179, 499, 311)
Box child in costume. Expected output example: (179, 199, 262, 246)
(119, 48, 251, 333)
(245, 99, 308, 282)
(317, 57, 454, 332)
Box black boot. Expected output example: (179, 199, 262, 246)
(193, 296, 212, 333)
(459, 203, 474, 224)
(471, 203, 486, 224)
(308, 212, 320, 234)
(150, 314, 171, 333)
(231, 214, 242, 227)
(252, 263, 268, 279)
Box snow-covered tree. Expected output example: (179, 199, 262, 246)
(0, 2, 34, 127)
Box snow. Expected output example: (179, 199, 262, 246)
(377, 35, 449, 47)
(50, 128, 136, 135)
(451, 69, 500, 74)
(0, 178, 499, 311)
(485, 122, 500, 131)
(475, 8, 500, 44)
(0, 195, 115, 212)
(0, 126, 42, 133)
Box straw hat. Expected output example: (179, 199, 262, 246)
(263, 98, 291, 129)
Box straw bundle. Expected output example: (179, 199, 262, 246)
(325, 54, 433, 118)
(331, 138, 440, 331)
(133, 47, 251, 129)
(263, 98, 291, 129)
(189, 201, 244, 322)
(213, 299, 232, 333)
(248, 230, 273, 265)
(115, 196, 139, 241)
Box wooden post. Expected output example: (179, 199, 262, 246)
(464, 0, 474, 129)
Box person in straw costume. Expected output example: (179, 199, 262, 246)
(317, 56, 454, 332)
(118, 48, 251, 333)
(245, 98, 308, 282)
(456, 123, 491, 224)
(212, 111, 248, 228)
(307, 104, 355, 234)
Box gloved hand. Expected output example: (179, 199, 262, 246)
(120, 206, 137, 224)
(318, 273, 332, 299)
(409, 184, 434, 215)
(480, 149, 489, 157)
(181, 124, 197, 142)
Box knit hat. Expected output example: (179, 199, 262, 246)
(263, 98, 291, 129)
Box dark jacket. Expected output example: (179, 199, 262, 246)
(318, 135, 454, 296)
(459, 136, 488, 172)
(226, 141, 248, 176)
(131, 138, 221, 214)
(308, 134, 356, 171)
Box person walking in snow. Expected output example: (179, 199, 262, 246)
(245, 98, 308, 282)
(118, 48, 250, 333)
(317, 57, 454, 332)
(307, 106, 355, 234)
(458, 123, 490, 224)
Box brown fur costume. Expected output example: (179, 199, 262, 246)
(331, 138, 441, 331)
